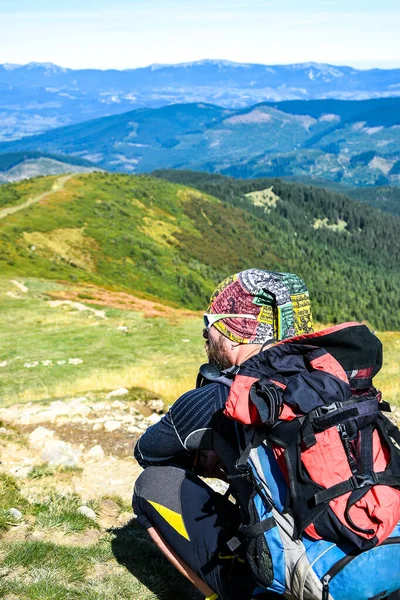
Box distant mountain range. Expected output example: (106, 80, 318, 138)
(1, 98, 399, 188)
(1, 60, 400, 141)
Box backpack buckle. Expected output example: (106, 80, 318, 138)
(351, 472, 378, 489)
(318, 401, 342, 416)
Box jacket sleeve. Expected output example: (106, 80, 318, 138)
(134, 383, 229, 468)
(134, 409, 193, 469)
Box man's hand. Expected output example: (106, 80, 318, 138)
(195, 450, 228, 481)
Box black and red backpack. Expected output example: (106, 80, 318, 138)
(201, 322, 400, 599)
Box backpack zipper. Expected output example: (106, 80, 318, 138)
(320, 537, 400, 599)
(321, 555, 355, 600)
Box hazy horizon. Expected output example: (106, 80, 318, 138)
(2, 57, 400, 72)
(1, 0, 399, 70)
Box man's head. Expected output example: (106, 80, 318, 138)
(204, 268, 313, 368)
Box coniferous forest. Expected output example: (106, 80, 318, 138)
(154, 170, 400, 329)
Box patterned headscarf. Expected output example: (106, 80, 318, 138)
(207, 269, 313, 344)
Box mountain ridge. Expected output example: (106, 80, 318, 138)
(1, 98, 399, 188)
(1, 59, 399, 141)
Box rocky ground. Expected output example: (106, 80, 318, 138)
(0, 388, 166, 503)
(0, 389, 207, 599)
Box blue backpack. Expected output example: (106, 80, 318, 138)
(235, 426, 400, 600)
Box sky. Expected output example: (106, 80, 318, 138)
(1, 0, 400, 70)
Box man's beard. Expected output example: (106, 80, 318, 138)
(206, 334, 232, 371)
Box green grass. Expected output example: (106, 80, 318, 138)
(0, 474, 30, 533)
(0, 277, 205, 405)
(32, 492, 99, 534)
(28, 464, 83, 480)
(0, 175, 55, 210)
(374, 331, 400, 406)
(0, 474, 201, 600)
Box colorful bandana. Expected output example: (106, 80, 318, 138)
(207, 269, 313, 344)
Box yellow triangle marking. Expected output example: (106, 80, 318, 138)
(148, 500, 190, 541)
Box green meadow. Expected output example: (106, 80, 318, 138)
(0, 277, 205, 406)
(1, 276, 398, 407)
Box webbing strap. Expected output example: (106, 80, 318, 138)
(312, 407, 359, 431)
(313, 472, 400, 505)
(234, 442, 253, 471)
(345, 488, 375, 535)
(249, 382, 282, 426)
(242, 517, 276, 541)
(358, 424, 374, 474)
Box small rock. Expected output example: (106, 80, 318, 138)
(181, 339, 191, 343)
(148, 399, 165, 413)
(93, 423, 102, 431)
(86, 444, 105, 459)
(104, 420, 121, 432)
(29, 426, 55, 445)
(27, 531, 45, 541)
(117, 325, 129, 332)
(78, 505, 96, 520)
(118, 512, 133, 525)
(0, 426, 8, 434)
(41, 360, 53, 367)
(68, 358, 83, 365)
(100, 499, 120, 516)
(0, 360, 7, 368)
(8, 508, 22, 521)
(42, 440, 80, 467)
(10, 466, 32, 478)
(106, 388, 129, 399)
(144, 413, 162, 426)
(127, 425, 142, 434)
(57, 360, 66, 365)
(111, 400, 126, 409)
(66, 398, 91, 417)
(11, 280, 28, 293)
(24, 361, 39, 368)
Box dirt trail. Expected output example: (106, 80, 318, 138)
(0, 174, 72, 220)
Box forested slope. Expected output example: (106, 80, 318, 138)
(154, 170, 400, 329)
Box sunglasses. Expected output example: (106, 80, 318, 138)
(203, 312, 257, 331)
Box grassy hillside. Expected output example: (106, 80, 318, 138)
(0, 171, 400, 329)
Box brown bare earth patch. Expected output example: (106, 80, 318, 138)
(18, 420, 138, 460)
(46, 283, 200, 321)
